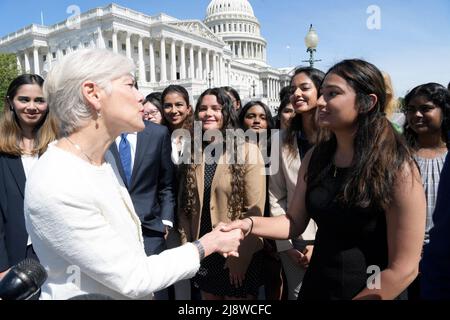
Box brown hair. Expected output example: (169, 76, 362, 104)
(285, 67, 325, 157)
(307, 59, 414, 210)
(181, 88, 245, 221)
(0, 74, 58, 156)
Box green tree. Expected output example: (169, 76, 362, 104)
(0, 53, 19, 112)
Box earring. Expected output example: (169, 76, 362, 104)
(97, 112, 102, 118)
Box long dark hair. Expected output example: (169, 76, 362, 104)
(0, 74, 58, 156)
(307, 59, 414, 210)
(161, 85, 193, 132)
(403, 83, 450, 150)
(238, 100, 275, 131)
(285, 67, 325, 156)
(222, 86, 242, 111)
(239, 100, 275, 156)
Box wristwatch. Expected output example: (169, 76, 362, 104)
(193, 240, 205, 261)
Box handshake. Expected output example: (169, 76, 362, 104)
(196, 218, 253, 259)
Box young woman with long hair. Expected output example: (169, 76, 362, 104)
(268, 67, 324, 300)
(0, 74, 58, 278)
(178, 88, 266, 300)
(224, 59, 425, 300)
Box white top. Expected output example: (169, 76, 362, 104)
(171, 135, 186, 165)
(21, 154, 39, 179)
(24, 143, 200, 300)
(21, 154, 39, 246)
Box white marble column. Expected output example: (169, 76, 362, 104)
(160, 37, 167, 82)
(24, 51, 31, 73)
(220, 54, 225, 85)
(149, 40, 156, 83)
(33, 47, 40, 75)
(138, 36, 145, 83)
(16, 55, 22, 73)
(227, 60, 231, 85)
(112, 30, 118, 53)
(213, 53, 219, 86)
(266, 79, 270, 99)
(126, 33, 132, 59)
(180, 42, 186, 79)
(97, 27, 105, 49)
(205, 50, 210, 84)
(189, 45, 194, 79)
(197, 48, 203, 80)
(170, 39, 176, 80)
(271, 79, 275, 100)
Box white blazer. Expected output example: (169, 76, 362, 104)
(25, 144, 200, 300)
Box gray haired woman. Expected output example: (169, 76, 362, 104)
(24, 49, 243, 300)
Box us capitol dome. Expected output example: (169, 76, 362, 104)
(0, 0, 291, 111)
(204, 0, 268, 67)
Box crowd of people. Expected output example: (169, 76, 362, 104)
(1, 48, 449, 300)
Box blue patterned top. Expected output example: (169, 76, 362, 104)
(415, 151, 448, 245)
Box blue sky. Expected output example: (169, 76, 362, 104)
(1, 0, 449, 96)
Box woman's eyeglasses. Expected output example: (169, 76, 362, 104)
(144, 110, 161, 117)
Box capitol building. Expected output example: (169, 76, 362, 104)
(0, 0, 291, 110)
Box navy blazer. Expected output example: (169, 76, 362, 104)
(109, 122, 176, 234)
(0, 154, 30, 272)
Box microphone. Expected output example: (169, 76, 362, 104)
(0, 259, 47, 300)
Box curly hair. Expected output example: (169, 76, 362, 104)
(181, 88, 246, 221)
(402, 83, 450, 150)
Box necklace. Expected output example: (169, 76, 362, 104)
(65, 137, 97, 165)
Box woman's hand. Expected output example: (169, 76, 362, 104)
(229, 270, 245, 288)
(285, 248, 304, 267)
(220, 219, 252, 237)
(299, 245, 314, 269)
(199, 223, 244, 258)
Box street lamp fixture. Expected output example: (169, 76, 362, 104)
(302, 24, 322, 68)
(251, 80, 257, 97)
(207, 71, 214, 88)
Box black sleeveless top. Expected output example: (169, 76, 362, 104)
(298, 163, 389, 300)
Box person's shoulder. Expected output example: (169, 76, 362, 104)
(141, 121, 170, 138)
(28, 146, 79, 189)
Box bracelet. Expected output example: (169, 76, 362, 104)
(193, 240, 205, 261)
(244, 217, 254, 237)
